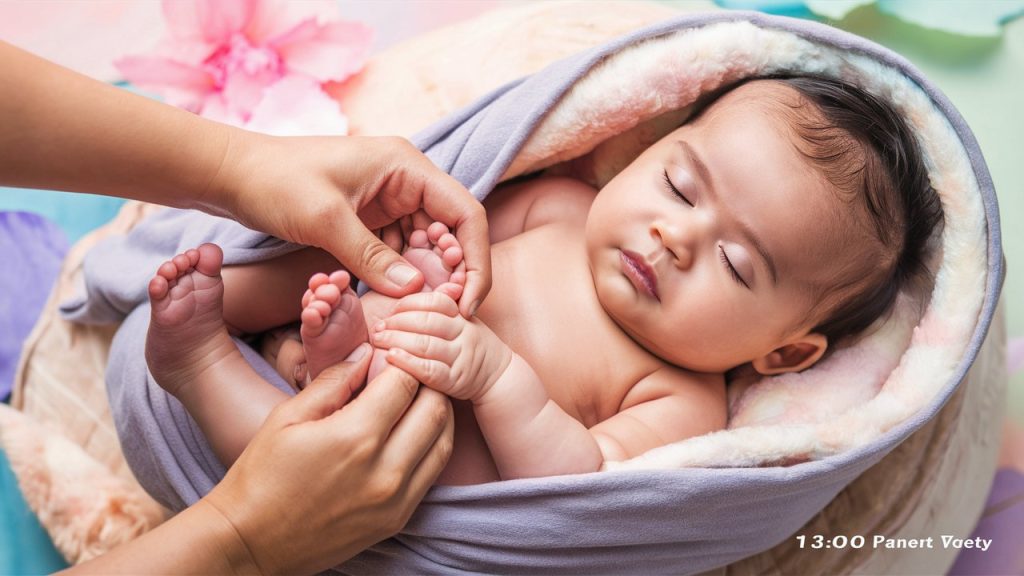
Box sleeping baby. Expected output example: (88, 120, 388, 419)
(144, 76, 942, 484)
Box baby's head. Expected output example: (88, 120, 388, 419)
(585, 77, 942, 375)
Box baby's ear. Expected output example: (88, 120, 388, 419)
(751, 333, 827, 376)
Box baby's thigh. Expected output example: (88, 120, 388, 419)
(221, 247, 341, 333)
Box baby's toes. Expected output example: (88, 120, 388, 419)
(327, 270, 351, 290)
(435, 282, 464, 302)
(450, 265, 467, 286)
(148, 274, 170, 301)
(301, 300, 331, 331)
(312, 283, 342, 306)
(436, 232, 463, 268)
(409, 229, 430, 250)
(171, 253, 192, 275)
(184, 248, 200, 268)
(426, 222, 449, 244)
(308, 272, 330, 293)
(156, 260, 179, 283)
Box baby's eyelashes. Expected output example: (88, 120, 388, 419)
(662, 168, 695, 206)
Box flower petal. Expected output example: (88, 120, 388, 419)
(271, 20, 374, 83)
(198, 94, 245, 127)
(115, 56, 211, 88)
(242, 0, 292, 44)
(220, 66, 280, 121)
(266, 17, 320, 48)
(245, 75, 348, 136)
(163, 0, 258, 44)
(114, 55, 214, 109)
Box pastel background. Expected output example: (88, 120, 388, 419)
(0, 1, 1020, 573)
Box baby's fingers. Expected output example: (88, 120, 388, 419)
(386, 348, 454, 393)
(373, 329, 458, 365)
(391, 291, 460, 316)
(375, 310, 461, 340)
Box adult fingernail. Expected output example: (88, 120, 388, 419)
(386, 264, 418, 287)
(345, 343, 370, 362)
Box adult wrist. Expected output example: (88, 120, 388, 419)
(191, 497, 266, 575)
(193, 124, 263, 221)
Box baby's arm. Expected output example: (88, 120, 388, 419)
(475, 362, 726, 477)
(375, 293, 726, 478)
(374, 292, 601, 478)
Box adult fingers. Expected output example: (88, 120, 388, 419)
(403, 413, 455, 509)
(386, 387, 454, 501)
(380, 222, 404, 254)
(380, 386, 453, 479)
(270, 344, 371, 426)
(410, 208, 433, 232)
(408, 163, 491, 319)
(449, 205, 490, 318)
(420, 198, 488, 319)
(323, 205, 425, 297)
(327, 365, 421, 437)
(384, 348, 451, 392)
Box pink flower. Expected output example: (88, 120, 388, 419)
(116, 0, 372, 133)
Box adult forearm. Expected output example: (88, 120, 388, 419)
(0, 41, 236, 212)
(474, 354, 603, 479)
(62, 499, 260, 575)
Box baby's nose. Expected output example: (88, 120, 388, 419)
(651, 220, 695, 269)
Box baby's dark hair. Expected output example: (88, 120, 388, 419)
(769, 75, 944, 345)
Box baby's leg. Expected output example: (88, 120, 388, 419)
(260, 326, 307, 390)
(220, 247, 342, 334)
(145, 243, 289, 466)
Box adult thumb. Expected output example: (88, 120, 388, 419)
(276, 344, 372, 424)
(327, 209, 425, 298)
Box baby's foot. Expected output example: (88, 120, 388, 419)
(300, 270, 368, 383)
(403, 221, 466, 301)
(146, 244, 240, 399)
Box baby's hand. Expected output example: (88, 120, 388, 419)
(371, 292, 511, 401)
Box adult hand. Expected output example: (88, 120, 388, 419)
(1, 41, 489, 317)
(204, 343, 454, 574)
(210, 131, 491, 317)
(65, 345, 453, 576)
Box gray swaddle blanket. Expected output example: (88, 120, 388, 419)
(62, 11, 1003, 574)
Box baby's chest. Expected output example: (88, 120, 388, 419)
(481, 232, 660, 424)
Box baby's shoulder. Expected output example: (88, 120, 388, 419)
(486, 176, 597, 239)
(620, 365, 726, 412)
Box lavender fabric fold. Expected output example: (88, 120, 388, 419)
(1, 212, 68, 402)
(60, 12, 1002, 574)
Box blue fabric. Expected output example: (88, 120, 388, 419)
(0, 212, 68, 402)
(0, 187, 124, 245)
(0, 213, 69, 572)
(0, 449, 68, 574)
(58, 12, 1003, 575)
